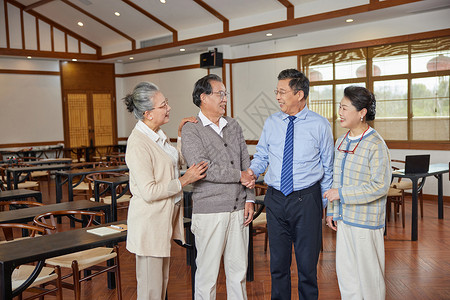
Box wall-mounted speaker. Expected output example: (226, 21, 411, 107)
(200, 50, 223, 69)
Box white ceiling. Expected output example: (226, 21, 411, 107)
(9, 0, 450, 63)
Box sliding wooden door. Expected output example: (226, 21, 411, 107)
(60, 61, 117, 158)
(64, 91, 115, 150)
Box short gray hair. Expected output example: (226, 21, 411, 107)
(123, 82, 159, 120)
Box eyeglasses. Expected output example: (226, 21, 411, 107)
(337, 127, 370, 154)
(154, 98, 169, 110)
(274, 89, 298, 96)
(211, 91, 229, 100)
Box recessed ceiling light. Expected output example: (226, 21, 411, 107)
(27, 56, 32, 59)
(72, 58, 77, 61)
(266, 33, 273, 37)
(180, 48, 186, 52)
(77, 21, 84, 27)
(117, 59, 123, 62)
(114, 12, 120, 17)
(346, 18, 354, 23)
(160, 0, 166, 3)
(129, 57, 134, 60)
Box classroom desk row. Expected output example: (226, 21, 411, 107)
(0, 200, 120, 299)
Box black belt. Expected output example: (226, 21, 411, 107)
(269, 181, 320, 197)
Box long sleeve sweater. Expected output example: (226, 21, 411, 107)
(327, 129, 391, 229)
(181, 115, 254, 214)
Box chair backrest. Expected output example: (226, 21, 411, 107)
(0, 223, 46, 241)
(33, 210, 105, 235)
(18, 157, 42, 163)
(85, 172, 128, 196)
(255, 183, 268, 197)
(0, 200, 44, 212)
(391, 159, 406, 171)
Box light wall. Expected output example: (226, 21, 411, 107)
(0, 9, 448, 196)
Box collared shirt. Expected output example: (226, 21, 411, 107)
(135, 120, 182, 203)
(198, 110, 228, 137)
(250, 106, 334, 207)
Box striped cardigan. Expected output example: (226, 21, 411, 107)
(327, 129, 391, 229)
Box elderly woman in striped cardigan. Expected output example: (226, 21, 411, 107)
(324, 86, 391, 300)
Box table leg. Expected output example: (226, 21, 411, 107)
(6, 170, 12, 190)
(13, 172, 19, 190)
(55, 174, 62, 204)
(111, 184, 117, 222)
(107, 259, 116, 289)
(68, 176, 75, 227)
(55, 174, 63, 224)
(0, 264, 13, 300)
(411, 179, 419, 241)
(189, 232, 196, 300)
(437, 174, 443, 219)
(35, 192, 42, 203)
(247, 222, 254, 281)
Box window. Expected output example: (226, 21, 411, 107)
(303, 36, 450, 142)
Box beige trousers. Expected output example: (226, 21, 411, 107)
(135, 255, 170, 300)
(191, 209, 249, 300)
(336, 220, 386, 300)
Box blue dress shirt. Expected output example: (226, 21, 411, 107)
(250, 106, 334, 207)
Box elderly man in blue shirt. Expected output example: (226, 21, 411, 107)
(249, 68, 334, 300)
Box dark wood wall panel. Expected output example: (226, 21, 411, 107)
(60, 61, 115, 90)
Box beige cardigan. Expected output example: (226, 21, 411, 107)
(125, 128, 185, 257)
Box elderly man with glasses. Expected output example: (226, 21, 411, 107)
(181, 74, 255, 300)
(248, 68, 334, 300)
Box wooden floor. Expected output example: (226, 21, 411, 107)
(21, 180, 450, 300)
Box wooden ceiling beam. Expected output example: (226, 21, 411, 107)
(277, 0, 294, 20)
(24, 0, 55, 12)
(100, 0, 438, 60)
(6, 0, 101, 54)
(122, 0, 178, 42)
(0, 47, 98, 60)
(61, 0, 136, 50)
(193, 0, 229, 32)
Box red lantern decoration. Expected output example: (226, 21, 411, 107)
(356, 64, 381, 77)
(426, 54, 450, 72)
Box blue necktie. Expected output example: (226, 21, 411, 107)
(280, 116, 296, 196)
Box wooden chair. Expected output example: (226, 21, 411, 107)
(0, 223, 62, 300)
(0, 200, 44, 212)
(85, 172, 131, 212)
(18, 157, 52, 189)
(391, 159, 425, 218)
(0, 166, 40, 191)
(253, 183, 268, 253)
(386, 187, 405, 228)
(33, 210, 122, 300)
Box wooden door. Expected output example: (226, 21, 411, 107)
(66, 92, 90, 148)
(64, 91, 116, 154)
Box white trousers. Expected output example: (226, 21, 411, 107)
(336, 221, 386, 300)
(135, 255, 170, 300)
(191, 210, 249, 300)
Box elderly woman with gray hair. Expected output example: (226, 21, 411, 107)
(124, 82, 208, 300)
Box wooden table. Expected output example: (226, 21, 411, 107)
(5, 164, 71, 190)
(55, 165, 128, 204)
(0, 200, 111, 224)
(0, 220, 126, 299)
(392, 163, 449, 241)
(94, 175, 129, 221)
(21, 158, 72, 165)
(0, 145, 63, 159)
(0, 189, 42, 203)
